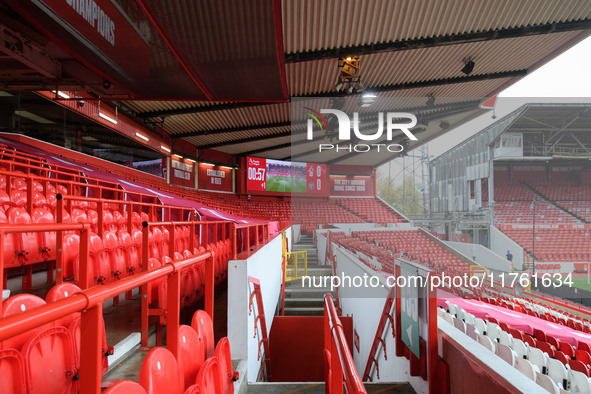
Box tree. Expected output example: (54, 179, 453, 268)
(377, 172, 424, 217)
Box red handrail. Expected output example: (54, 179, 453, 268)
(362, 287, 395, 381)
(324, 293, 366, 394)
(0, 244, 213, 394)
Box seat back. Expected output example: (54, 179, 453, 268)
(511, 338, 528, 360)
(0, 349, 26, 394)
(68, 316, 110, 376)
(45, 283, 82, 328)
(215, 337, 234, 394)
(139, 347, 183, 394)
(547, 358, 568, 390)
(8, 207, 41, 264)
(32, 207, 56, 261)
(477, 333, 495, 352)
(73, 233, 101, 286)
(21, 327, 77, 394)
(177, 325, 205, 390)
(570, 369, 591, 394)
(514, 357, 536, 380)
(191, 310, 215, 359)
(465, 323, 479, 341)
(104, 380, 148, 394)
(195, 357, 223, 394)
(1, 294, 49, 350)
(495, 343, 515, 366)
(62, 234, 80, 279)
(104, 231, 126, 281)
(535, 371, 559, 394)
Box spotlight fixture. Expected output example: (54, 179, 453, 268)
(461, 58, 475, 75)
(336, 56, 362, 94)
(78, 100, 85, 108)
(426, 95, 435, 107)
(439, 121, 450, 129)
(102, 79, 112, 89)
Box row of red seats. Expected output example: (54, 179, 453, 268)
(0, 283, 111, 393)
(103, 310, 236, 394)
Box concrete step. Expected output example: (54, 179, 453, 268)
(285, 288, 335, 299)
(247, 382, 416, 393)
(283, 307, 325, 316)
(284, 297, 332, 308)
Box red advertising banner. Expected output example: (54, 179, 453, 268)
(198, 163, 233, 192)
(246, 157, 267, 192)
(306, 163, 327, 194)
(170, 157, 195, 188)
(330, 176, 374, 197)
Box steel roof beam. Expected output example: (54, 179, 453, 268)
(285, 20, 591, 63)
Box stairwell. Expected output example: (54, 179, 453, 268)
(283, 235, 335, 316)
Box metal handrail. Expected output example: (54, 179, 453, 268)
(324, 293, 366, 394)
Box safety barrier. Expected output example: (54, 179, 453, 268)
(284, 250, 307, 282)
(231, 222, 270, 259)
(140, 219, 230, 346)
(0, 236, 213, 394)
(324, 293, 366, 394)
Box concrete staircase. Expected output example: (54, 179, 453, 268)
(283, 235, 335, 316)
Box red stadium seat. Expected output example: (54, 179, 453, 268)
(570, 359, 590, 376)
(73, 233, 101, 286)
(215, 337, 235, 394)
(139, 347, 183, 394)
(103, 231, 126, 281)
(523, 335, 536, 348)
(533, 328, 547, 343)
(62, 233, 80, 279)
(68, 316, 111, 377)
(191, 310, 215, 359)
(21, 327, 77, 394)
(184, 384, 202, 394)
(177, 325, 205, 390)
(0, 349, 26, 394)
(103, 381, 147, 394)
(31, 207, 56, 261)
(148, 229, 161, 261)
(0, 294, 49, 351)
(576, 349, 591, 365)
(559, 342, 575, 359)
(7, 207, 41, 265)
(195, 357, 223, 394)
(45, 283, 82, 328)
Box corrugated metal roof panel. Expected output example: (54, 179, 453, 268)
(282, 0, 591, 54)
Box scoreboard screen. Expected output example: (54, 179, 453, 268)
(246, 157, 327, 194)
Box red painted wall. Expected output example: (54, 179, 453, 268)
(269, 316, 353, 382)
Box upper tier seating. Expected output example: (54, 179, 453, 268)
(335, 229, 469, 274)
(333, 198, 407, 224)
